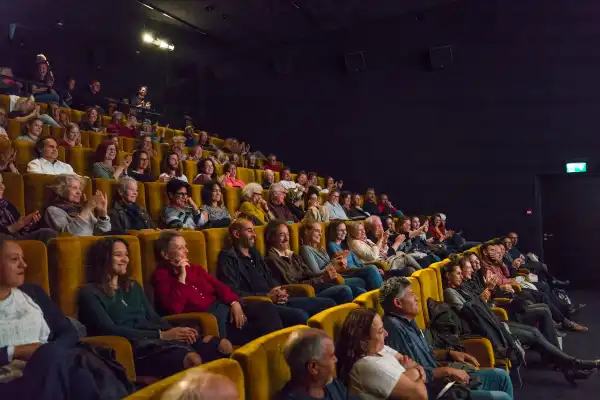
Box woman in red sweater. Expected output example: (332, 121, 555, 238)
(153, 230, 284, 345)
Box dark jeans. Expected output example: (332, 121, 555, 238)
(518, 303, 560, 347)
(0, 228, 57, 244)
(208, 300, 283, 346)
(314, 283, 354, 304)
(275, 296, 336, 326)
(522, 287, 566, 323)
(414, 255, 436, 268)
(341, 276, 367, 297)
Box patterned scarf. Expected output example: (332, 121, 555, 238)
(0, 199, 17, 227)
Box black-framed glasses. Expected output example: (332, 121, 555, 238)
(174, 191, 189, 197)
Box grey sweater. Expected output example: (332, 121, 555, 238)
(44, 206, 111, 236)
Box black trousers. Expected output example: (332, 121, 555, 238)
(507, 321, 573, 366)
(517, 303, 560, 347)
(521, 288, 566, 323)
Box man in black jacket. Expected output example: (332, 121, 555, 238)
(217, 218, 335, 327)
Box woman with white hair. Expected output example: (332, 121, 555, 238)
(44, 175, 111, 236)
(107, 177, 154, 234)
(239, 183, 270, 225)
(262, 169, 275, 189)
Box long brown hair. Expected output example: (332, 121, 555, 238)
(336, 308, 378, 384)
(86, 238, 132, 296)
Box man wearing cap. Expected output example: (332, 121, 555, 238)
(379, 277, 514, 400)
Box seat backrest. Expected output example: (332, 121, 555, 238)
(320, 222, 330, 249)
(353, 289, 384, 316)
(70, 109, 85, 123)
(23, 173, 92, 215)
(1, 172, 25, 215)
(287, 223, 301, 254)
(67, 146, 96, 176)
(237, 167, 255, 184)
(413, 268, 440, 325)
(20, 240, 50, 295)
(318, 177, 325, 188)
(203, 227, 229, 276)
(224, 187, 242, 216)
(144, 182, 203, 225)
(78, 130, 91, 148)
(183, 160, 198, 183)
(407, 276, 426, 329)
(135, 230, 208, 303)
(232, 325, 309, 400)
(307, 303, 360, 345)
(254, 224, 267, 256)
(429, 260, 451, 300)
(124, 359, 245, 400)
(93, 178, 147, 209)
(120, 137, 136, 153)
(48, 235, 143, 317)
(89, 131, 107, 150)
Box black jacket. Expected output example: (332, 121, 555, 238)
(107, 201, 154, 234)
(1, 284, 79, 366)
(216, 247, 278, 297)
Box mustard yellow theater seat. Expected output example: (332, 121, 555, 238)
(236, 167, 255, 184)
(209, 137, 224, 149)
(203, 227, 229, 276)
(288, 223, 301, 254)
(120, 137, 136, 153)
(412, 268, 440, 325)
(7, 119, 22, 140)
(20, 240, 50, 294)
(164, 129, 174, 142)
(70, 109, 85, 123)
(254, 224, 267, 256)
(14, 140, 66, 173)
(102, 115, 111, 127)
(50, 125, 65, 140)
(89, 131, 108, 149)
(353, 289, 384, 316)
(67, 146, 96, 176)
(307, 303, 360, 345)
(429, 259, 451, 300)
(93, 178, 147, 209)
(183, 160, 198, 183)
(232, 325, 309, 400)
(224, 187, 242, 217)
(318, 177, 325, 188)
(0, 94, 9, 111)
(23, 173, 92, 215)
(124, 359, 245, 400)
(144, 182, 203, 225)
(78, 130, 91, 148)
(133, 230, 208, 303)
(254, 169, 265, 185)
(150, 156, 161, 180)
(1, 172, 25, 215)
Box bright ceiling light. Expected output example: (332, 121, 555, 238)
(141, 3, 154, 10)
(158, 40, 168, 48)
(168, 44, 175, 51)
(142, 31, 174, 51)
(142, 33, 154, 43)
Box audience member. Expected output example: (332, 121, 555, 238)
(30, 54, 63, 105)
(393, 216, 437, 267)
(378, 193, 403, 217)
(58, 123, 82, 148)
(221, 163, 245, 188)
(336, 308, 428, 400)
(163, 179, 207, 229)
(362, 188, 379, 216)
(268, 182, 298, 223)
(265, 220, 355, 305)
(217, 218, 336, 326)
(131, 85, 150, 108)
(262, 168, 275, 189)
(0, 141, 17, 173)
(75, 79, 105, 111)
(326, 220, 384, 290)
(44, 175, 111, 236)
(0, 67, 24, 96)
(324, 189, 349, 220)
(299, 221, 366, 297)
(128, 149, 154, 182)
(246, 153, 258, 169)
(78, 238, 231, 378)
(0, 107, 7, 137)
(380, 277, 514, 400)
(27, 137, 75, 175)
(194, 158, 218, 184)
(182, 126, 197, 148)
(137, 134, 158, 158)
(295, 170, 308, 190)
(263, 154, 281, 172)
(107, 177, 154, 233)
(16, 117, 43, 143)
(159, 152, 188, 183)
(239, 183, 270, 225)
(188, 144, 204, 162)
(0, 174, 56, 242)
(106, 111, 123, 134)
(48, 102, 60, 124)
(160, 370, 239, 400)
(277, 328, 358, 400)
(346, 193, 370, 219)
(307, 172, 323, 192)
(79, 107, 103, 132)
(153, 231, 282, 345)
(170, 135, 188, 161)
(59, 76, 76, 107)
(57, 109, 71, 127)
(92, 140, 131, 179)
(279, 168, 303, 192)
(9, 98, 58, 126)
(303, 187, 330, 223)
(118, 113, 138, 138)
(201, 181, 232, 228)
(198, 131, 216, 152)
(0, 239, 132, 399)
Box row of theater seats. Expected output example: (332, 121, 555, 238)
(1, 172, 331, 225)
(17, 230, 502, 400)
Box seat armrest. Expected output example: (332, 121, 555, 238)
(242, 295, 272, 304)
(371, 261, 389, 271)
(281, 284, 315, 297)
(164, 312, 220, 337)
(81, 335, 136, 382)
(461, 338, 495, 369)
(491, 307, 508, 321)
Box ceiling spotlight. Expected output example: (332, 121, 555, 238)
(158, 40, 168, 49)
(142, 33, 154, 43)
(168, 44, 175, 51)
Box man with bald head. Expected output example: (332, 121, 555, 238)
(160, 370, 239, 400)
(277, 328, 358, 400)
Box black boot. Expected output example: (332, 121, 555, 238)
(563, 367, 597, 386)
(573, 359, 600, 369)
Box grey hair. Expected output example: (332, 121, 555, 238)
(268, 182, 285, 201)
(379, 277, 411, 312)
(242, 182, 263, 201)
(49, 174, 86, 198)
(364, 215, 381, 231)
(263, 169, 274, 178)
(284, 328, 330, 379)
(160, 370, 238, 400)
(116, 176, 137, 196)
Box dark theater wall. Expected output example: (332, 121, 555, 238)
(204, 0, 600, 254)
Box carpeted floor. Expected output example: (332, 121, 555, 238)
(514, 290, 600, 399)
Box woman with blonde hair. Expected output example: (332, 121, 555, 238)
(170, 135, 188, 161)
(79, 107, 103, 132)
(58, 109, 71, 127)
(239, 182, 270, 225)
(58, 123, 82, 149)
(44, 174, 112, 236)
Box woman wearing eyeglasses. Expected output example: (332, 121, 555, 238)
(162, 179, 208, 230)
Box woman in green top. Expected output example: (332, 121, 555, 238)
(78, 238, 232, 378)
(92, 140, 131, 179)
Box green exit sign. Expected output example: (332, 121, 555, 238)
(566, 162, 587, 173)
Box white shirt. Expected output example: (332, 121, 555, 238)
(279, 179, 298, 190)
(27, 158, 75, 175)
(349, 345, 406, 400)
(158, 173, 189, 183)
(0, 289, 51, 362)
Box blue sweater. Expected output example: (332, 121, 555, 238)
(327, 242, 362, 268)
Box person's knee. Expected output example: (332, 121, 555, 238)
(338, 285, 354, 303)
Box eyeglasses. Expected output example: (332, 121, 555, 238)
(174, 192, 189, 197)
